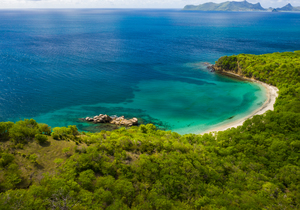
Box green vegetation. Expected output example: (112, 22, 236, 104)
(35, 134, 48, 144)
(215, 51, 300, 114)
(52, 125, 80, 141)
(1, 51, 300, 209)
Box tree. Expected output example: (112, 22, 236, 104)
(38, 123, 52, 136)
(29, 154, 38, 164)
(35, 134, 48, 144)
(1, 164, 22, 191)
(0, 153, 14, 168)
(62, 148, 71, 157)
(47, 188, 79, 210)
(0, 122, 14, 141)
(9, 119, 39, 143)
(77, 170, 96, 191)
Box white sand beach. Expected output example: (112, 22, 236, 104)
(202, 71, 279, 134)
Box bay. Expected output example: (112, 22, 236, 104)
(1, 9, 300, 134)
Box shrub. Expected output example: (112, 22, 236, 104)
(9, 119, 39, 144)
(29, 154, 38, 164)
(51, 125, 79, 140)
(38, 123, 52, 135)
(16, 143, 24, 149)
(0, 122, 14, 141)
(54, 158, 63, 166)
(51, 127, 68, 140)
(62, 147, 71, 157)
(35, 134, 48, 144)
(68, 125, 80, 136)
(0, 153, 14, 168)
(52, 132, 60, 140)
(78, 170, 96, 191)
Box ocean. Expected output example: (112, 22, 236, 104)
(1, 9, 300, 134)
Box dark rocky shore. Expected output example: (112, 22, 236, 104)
(202, 62, 215, 72)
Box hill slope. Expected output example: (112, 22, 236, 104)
(1, 51, 300, 209)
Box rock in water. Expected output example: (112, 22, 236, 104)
(207, 65, 215, 72)
(130, 118, 138, 125)
(83, 114, 138, 127)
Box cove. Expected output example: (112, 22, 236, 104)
(1, 9, 299, 134)
(24, 63, 267, 135)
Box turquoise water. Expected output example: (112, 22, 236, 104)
(1, 10, 299, 134)
(31, 64, 266, 134)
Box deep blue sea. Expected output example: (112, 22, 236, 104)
(1, 9, 300, 134)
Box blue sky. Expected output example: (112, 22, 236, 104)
(0, 0, 299, 9)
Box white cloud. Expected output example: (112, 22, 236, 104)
(0, 0, 298, 9)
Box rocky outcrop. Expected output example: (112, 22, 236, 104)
(110, 116, 138, 126)
(84, 114, 138, 127)
(213, 64, 243, 79)
(211, 65, 221, 72)
(202, 62, 215, 72)
(207, 65, 215, 72)
(212, 62, 258, 81)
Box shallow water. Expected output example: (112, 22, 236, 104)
(1, 10, 300, 134)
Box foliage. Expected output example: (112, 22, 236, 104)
(215, 51, 300, 87)
(35, 134, 48, 144)
(28, 154, 38, 164)
(51, 125, 80, 140)
(0, 152, 22, 192)
(215, 55, 238, 72)
(0, 51, 300, 209)
(8, 119, 39, 144)
(62, 147, 72, 157)
(0, 153, 14, 168)
(38, 123, 52, 136)
(6, 119, 52, 144)
(0, 122, 14, 141)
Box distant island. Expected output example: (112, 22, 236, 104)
(183, 0, 300, 12)
(271, 3, 300, 12)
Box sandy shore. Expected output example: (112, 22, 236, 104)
(201, 71, 279, 134)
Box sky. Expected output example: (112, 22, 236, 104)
(0, 0, 299, 9)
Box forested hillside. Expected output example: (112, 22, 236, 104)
(1, 51, 300, 209)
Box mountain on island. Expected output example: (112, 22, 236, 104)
(183, 1, 300, 12)
(271, 3, 300, 12)
(183, 0, 266, 11)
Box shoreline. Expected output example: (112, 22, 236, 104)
(201, 71, 279, 134)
